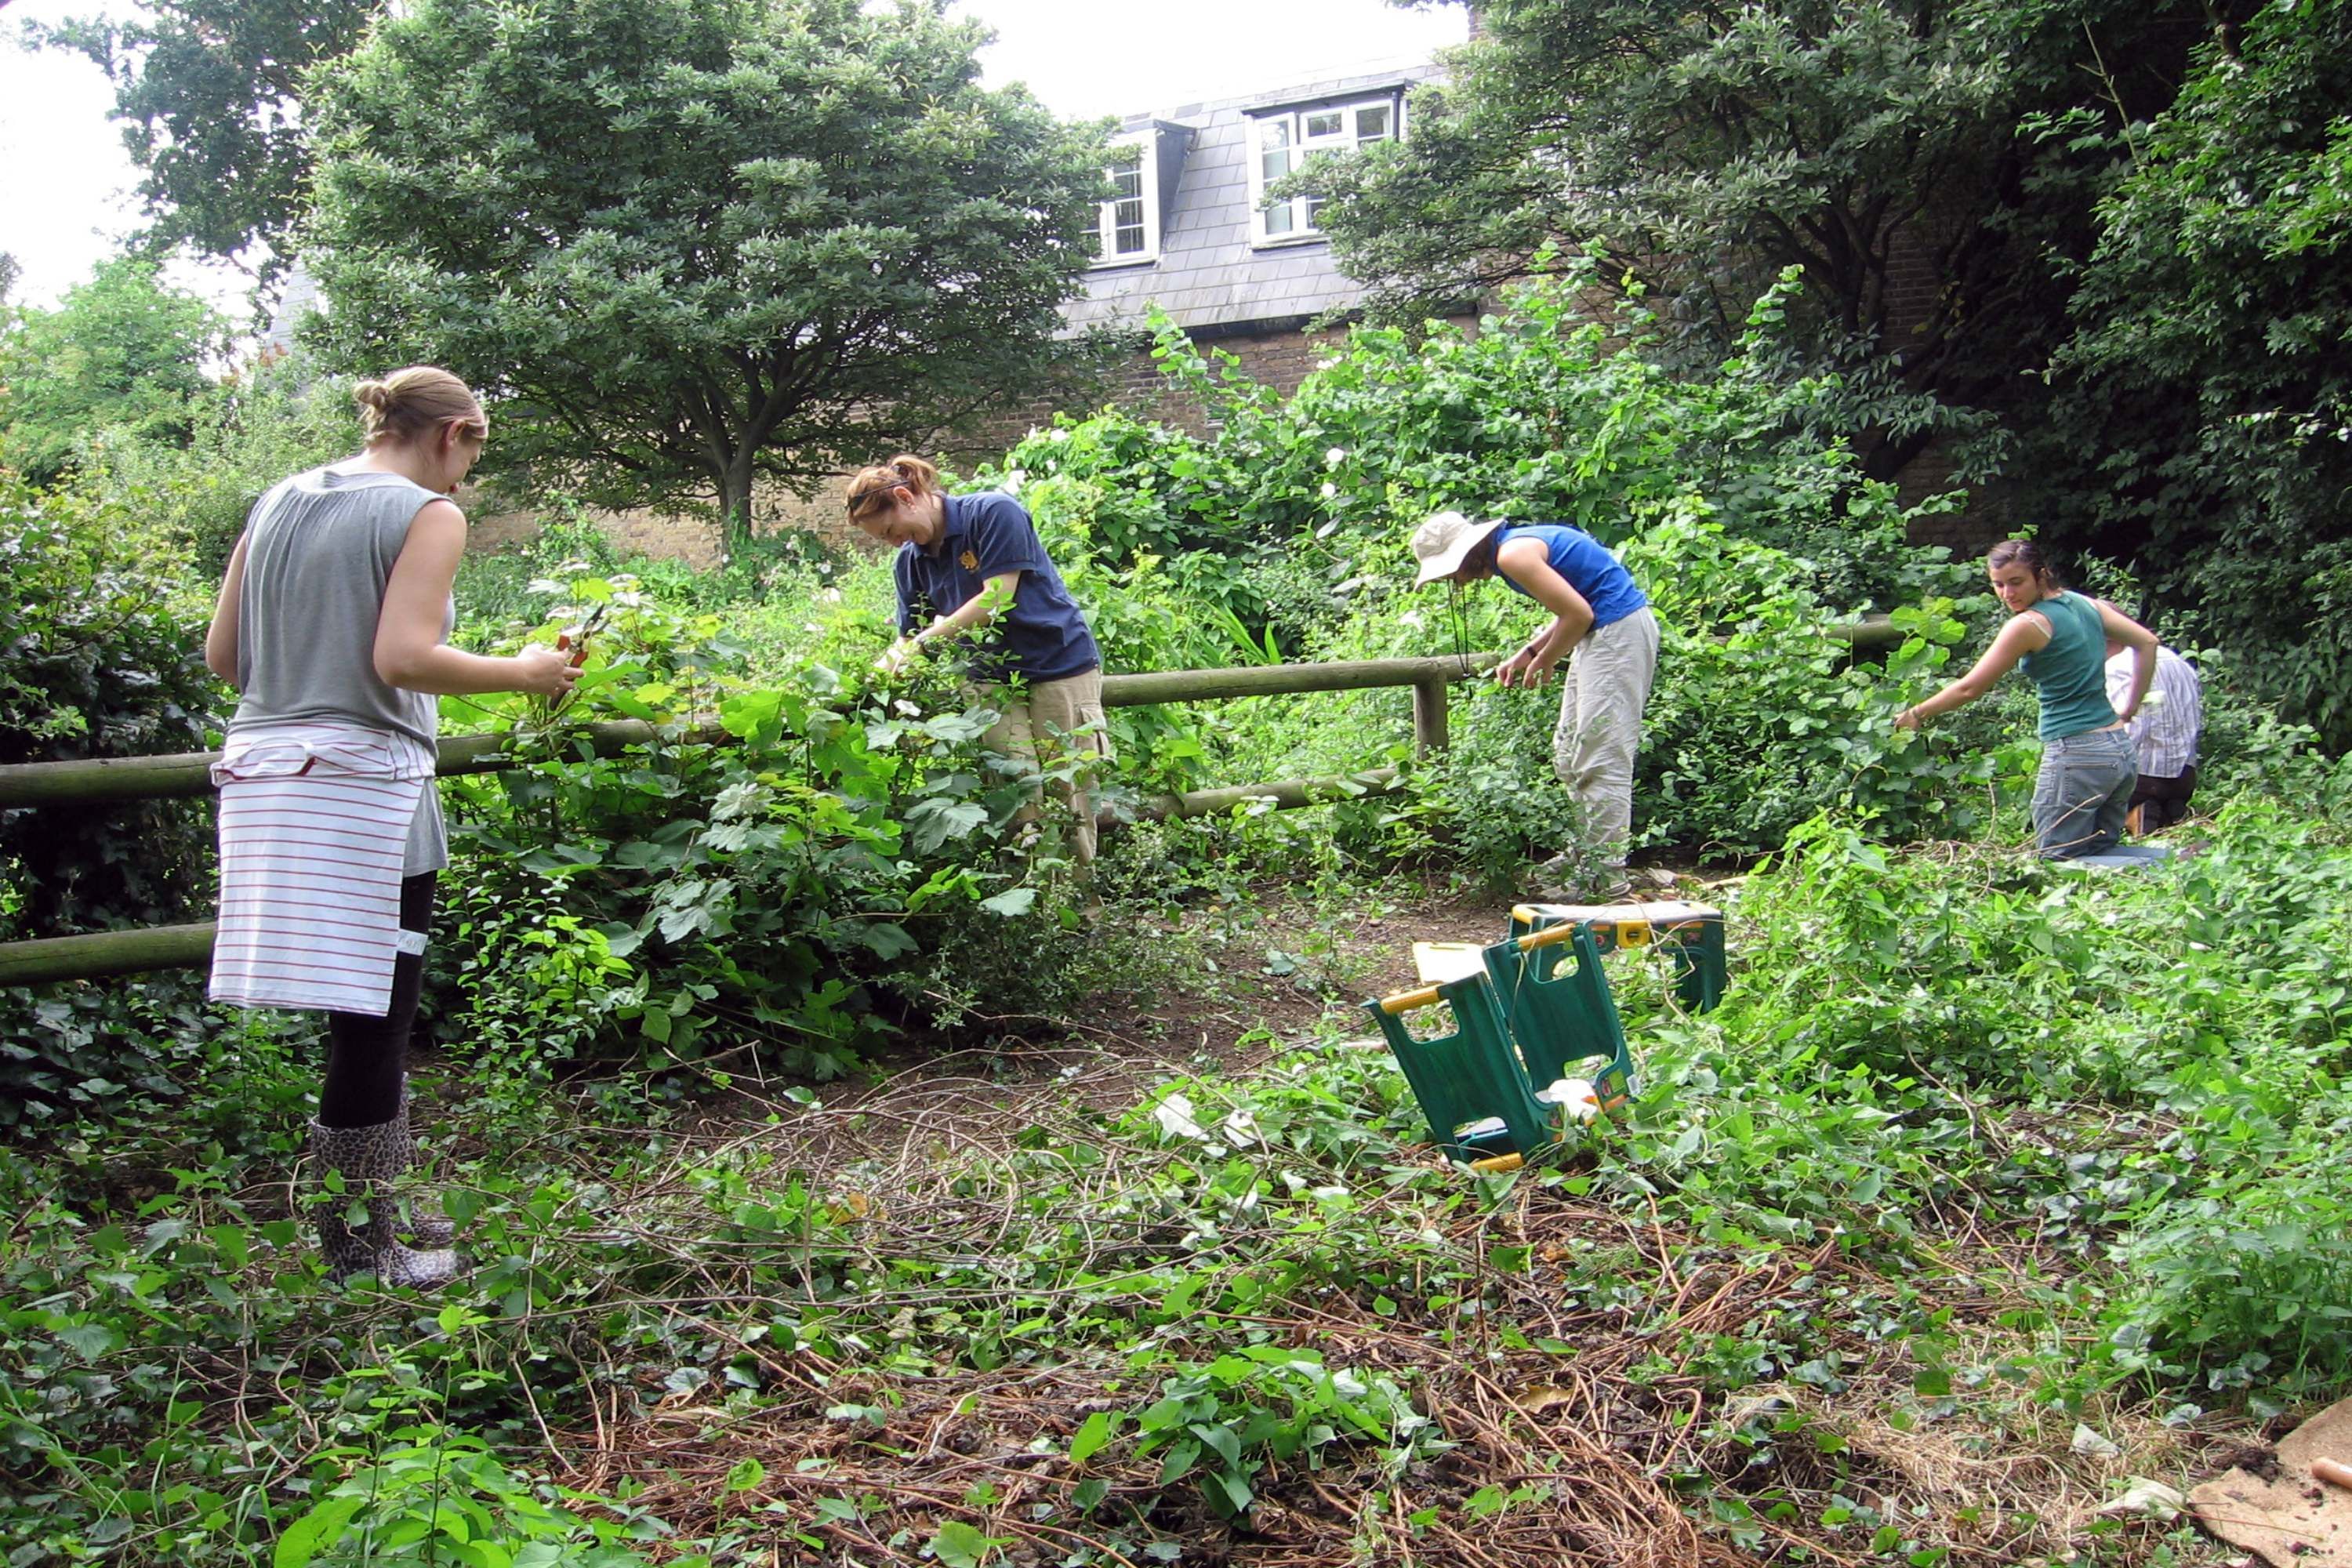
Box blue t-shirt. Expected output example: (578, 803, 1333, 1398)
(893, 492, 1100, 683)
(1494, 524, 1648, 630)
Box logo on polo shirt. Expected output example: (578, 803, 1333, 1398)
(960, 549, 979, 571)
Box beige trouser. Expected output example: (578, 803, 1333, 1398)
(982, 667, 1112, 864)
(1549, 608, 1660, 869)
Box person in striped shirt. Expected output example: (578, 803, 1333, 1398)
(2105, 638, 2203, 834)
(205, 367, 576, 1287)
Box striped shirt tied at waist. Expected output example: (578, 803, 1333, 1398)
(209, 722, 437, 1016)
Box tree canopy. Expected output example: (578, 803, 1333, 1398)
(300, 0, 1109, 546)
(31, 1, 381, 271)
(0, 256, 228, 488)
(2043, 0, 2352, 742)
(1306, 0, 2221, 478)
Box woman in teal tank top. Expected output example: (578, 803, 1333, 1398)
(1894, 540, 2161, 858)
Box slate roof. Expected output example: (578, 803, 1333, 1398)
(1065, 59, 1443, 337)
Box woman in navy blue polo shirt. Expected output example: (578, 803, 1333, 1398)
(846, 456, 1109, 862)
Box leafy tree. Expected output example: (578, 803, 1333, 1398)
(0, 256, 228, 488)
(301, 0, 1109, 550)
(1308, 0, 2223, 478)
(2042, 0, 2352, 744)
(27, 1, 380, 270)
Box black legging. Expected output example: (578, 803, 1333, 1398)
(318, 872, 437, 1127)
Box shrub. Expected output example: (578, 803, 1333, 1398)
(0, 481, 220, 938)
(430, 572, 1105, 1078)
(964, 265, 1990, 866)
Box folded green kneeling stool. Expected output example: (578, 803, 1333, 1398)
(1508, 899, 1728, 1015)
(1482, 919, 1640, 1112)
(1365, 922, 1637, 1165)
(1364, 967, 1555, 1163)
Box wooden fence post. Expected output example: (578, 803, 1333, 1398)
(1411, 677, 1450, 754)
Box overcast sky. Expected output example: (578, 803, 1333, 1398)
(0, 0, 1467, 317)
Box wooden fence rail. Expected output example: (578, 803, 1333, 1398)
(0, 619, 1904, 986)
(0, 653, 1494, 809)
(0, 767, 1412, 989)
(0, 654, 1490, 986)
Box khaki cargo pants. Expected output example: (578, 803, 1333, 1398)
(1549, 607, 1660, 869)
(983, 667, 1112, 864)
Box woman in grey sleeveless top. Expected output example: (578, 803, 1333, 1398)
(204, 367, 575, 1287)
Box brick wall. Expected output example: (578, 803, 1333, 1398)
(1878, 222, 2012, 556)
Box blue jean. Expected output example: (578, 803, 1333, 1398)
(2032, 728, 2136, 858)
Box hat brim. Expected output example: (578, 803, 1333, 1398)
(1413, 518, 1505, 587)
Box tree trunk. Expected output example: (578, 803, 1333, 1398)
(717, 448, 759, 559)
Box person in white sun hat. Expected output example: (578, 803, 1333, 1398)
(1410, 510, 1660, 898)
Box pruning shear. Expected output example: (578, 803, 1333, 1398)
(557, 603, 610, 667)
(548, 604, 610, 716)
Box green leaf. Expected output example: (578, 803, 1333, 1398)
(1189, 1422, 1242, 1470)
(919, 710, 995, 743)
(927, 1520, 1005, 1568)
(53, 1321, 124, 1359)
(1156, 1437, 1201, 1486)
(1069, 1410, 1118, 1466)
(858, 922, 918, 959)
(978, 887, 1037, 917)
(274, 1494, 366, 1568)
(205, 1225, 250, 1269)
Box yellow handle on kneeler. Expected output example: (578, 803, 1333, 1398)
(1515, 915, 1697, 953)
(1515, 922, 1581, 953)
(1379, 983, 1445, 1015)
(1468, 1152, 1525, 1174)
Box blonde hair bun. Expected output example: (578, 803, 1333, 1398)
(351, 366, 485, 445)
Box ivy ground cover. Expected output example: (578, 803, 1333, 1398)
(7, 777, 2350, 1566)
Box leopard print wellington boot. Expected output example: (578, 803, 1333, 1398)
(394, 1078, 456, 1250)
(308, 1115, 461, 1288)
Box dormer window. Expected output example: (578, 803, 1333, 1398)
(1247, 93, 1399, 246)
(1094, 134, 1159, 267)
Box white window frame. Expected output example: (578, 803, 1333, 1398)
(1246, 93, 1402, 248)
(1091, 132, 1160, 268)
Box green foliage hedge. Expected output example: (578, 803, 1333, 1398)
(0, 482, 218, 939)
(984, 268, 1991, 866)
(0, 256, 228, 489)
(423, 572, 1112, 1083)
(67, 351, 367, 577)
